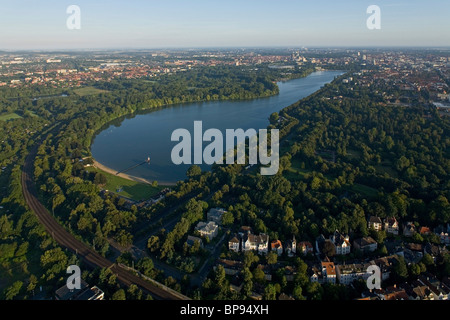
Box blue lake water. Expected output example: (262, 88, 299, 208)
(91, 70, 343, 184)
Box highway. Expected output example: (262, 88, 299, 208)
(21, 143, 189, 300)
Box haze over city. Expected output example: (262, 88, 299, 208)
(1, 0, 450, 50)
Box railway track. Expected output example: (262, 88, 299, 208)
(21, 143, 189, 300)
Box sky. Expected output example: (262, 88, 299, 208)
(1, 0, 449, 50)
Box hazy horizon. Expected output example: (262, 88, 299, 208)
(1, 0, 450, 50)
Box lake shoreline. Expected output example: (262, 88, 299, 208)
(92, 160, 175, 187)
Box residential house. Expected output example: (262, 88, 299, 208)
(371, 255, 398, 282)
(419, 226, 431, 236)
(400, 281, 433, 300)
(257, 264, 272, 281)
(434, 225, 450, 245)
(298, 241, 314, 256)
(283, 266, 297, 282)
(242, 232, 269, 255)
(418, 274, 450, 300)
(315, 234, 326, 254)
(330, 230, 351, 255)
(216, 259, 243, 276)
(321, 261, 337, 284)
(271, 240, 283, 256)
(195, 221, 219, 240)
(353, 236, 378, 253)
(207, 207, 226, 225)
(368, 216, 382, 231)
(228, 235, 240, 252)
(186, 235, 203, 248)
(384, 217, 399, 235)
(403, 222, 416, 237)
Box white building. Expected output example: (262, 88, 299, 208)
(242, 232, 269, 255)
(331, 230, 351, 255)
(195, 221, 219, 240)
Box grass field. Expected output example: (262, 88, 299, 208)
(73, 86, 109, 96)
(86, 167, 165, 201)
(0, 113, 22, 121)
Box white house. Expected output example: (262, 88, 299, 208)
(228, 236, 240, 252)
(195, 221, 219, 240)
(384, 217, 399, 235)
(368, 216, 383, 231)
(331, 230, 351, 255)
(242, 232, 269, 255)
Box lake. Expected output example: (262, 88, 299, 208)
(91, 70, 343, 184)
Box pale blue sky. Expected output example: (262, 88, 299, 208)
(0, 0, 449, 49)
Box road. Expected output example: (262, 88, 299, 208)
(21, 143, 189, 300)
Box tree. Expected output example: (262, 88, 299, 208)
(112, 289, 126, 300)
(267, 251, 278, 265)
(269, 112, 279, 124)
(393, 257, 408, 281)
(322, 240, 336, 257)
(94, 172, 107, 185)
(4, 281, 23, 300)
(293, 285, 306, 300)
(253, 267, 266, 284)
(186, 165, 202, 178)
(264, 284, 277, 300)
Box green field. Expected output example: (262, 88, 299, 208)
(73, 86, 109, 96)
(87, 167, 165, 201)
(0, 113, 22, 121)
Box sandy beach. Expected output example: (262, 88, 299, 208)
(92, 160, 175, 186)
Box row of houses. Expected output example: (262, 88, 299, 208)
(361, 274, 450, 300)
(368, 216, 450, 245)
(310, 255, 396, 285)
(228, 227, 315, 257)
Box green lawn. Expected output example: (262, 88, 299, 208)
(86, 167, 165, 201)
(0, 113, 22, 121)
(348, 183, 379, 197)
(73, 86, 109, 96)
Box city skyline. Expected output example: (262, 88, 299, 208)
(1, 0, 450, 50)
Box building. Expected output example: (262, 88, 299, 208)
(186, 235, 203, 248)
(419, 226, 431, 235)
(321, 261, 337, 284)
(330, 230, 351, 255)
(384, 217, 399, 235)
(368, 216, 383, 231)
(195, 221, 219, 240)
(336, 263, 373, 285)
(207, 207, 226, 225)
(228, 235, 240, 252)
(55, 279, 104, 300)
(403, 222, 416, 237)
(298, 241, 314, 256)
(271, 240, 283, 256)
(242, 232, 269, 255)
(353, 236, 378, 253)
(215, 259, 243, 276)
(285, 236, 297, 257)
